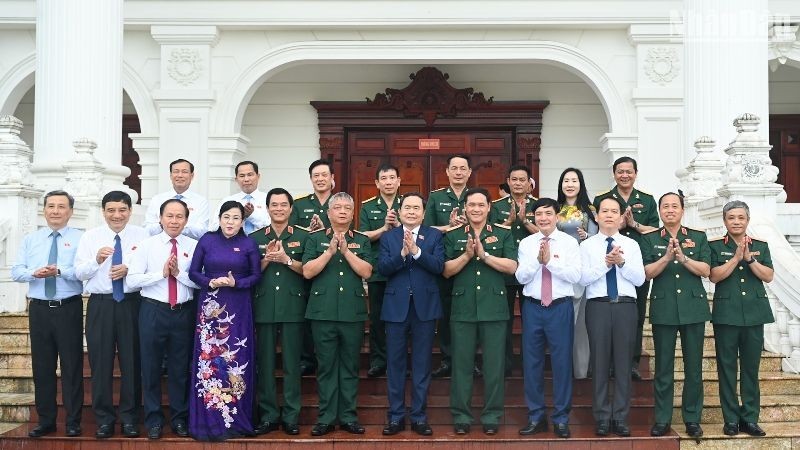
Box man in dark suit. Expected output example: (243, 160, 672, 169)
(378, 193, 444, 437)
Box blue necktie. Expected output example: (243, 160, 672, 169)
(606, 237, 618, 300)
(45, 231, 59, 299)
(174, 194, 184, 200)
(112, 234, 124, 302)
(243, 194, 255, 234)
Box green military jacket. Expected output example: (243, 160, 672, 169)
(709, 234, 775, 326)
(642, 226, 711, 326)
(250, 225, 309, 323)
(489, 194, 537, 286)
(444, 224, 517, 322)
(423, 186, 468, 227)
(289, 193, 331, 229)
(358, 194, 403, 283)
(593, 186, 658, 247)
(302, 228, 373, 322)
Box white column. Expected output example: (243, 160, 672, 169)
(683, 0, 770, 160)
(33, 0, 130, 196)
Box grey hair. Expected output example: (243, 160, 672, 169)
(722, 200, 750, 218)
(328, 192, 354, 206)
(44, 190, 75, 208)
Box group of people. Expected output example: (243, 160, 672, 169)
(11, 154, 774, 441)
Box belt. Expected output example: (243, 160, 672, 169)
(588, 295, 636, 303)
(522, 296, 571, 307)
(89, 292, 141, 301)
(29, 294, 82, 308)
(143, 296, 194, 311)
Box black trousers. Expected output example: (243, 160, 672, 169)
(86, 293, 142, 426)
(139, 298, 195, 428)
(28, 295, 84, 427)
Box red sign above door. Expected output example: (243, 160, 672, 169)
(418, 138, 440, 150)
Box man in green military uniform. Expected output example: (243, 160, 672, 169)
(490, 164, 538, 375)
(424, 154, 471, 378)
(358, 164, 403, 378)
(302, 192, 373, 436)
(593, 156, 659, 380)
(642, 192, 710, 439)
(290, 158, 335, 375)
(443, 187, 518, 435)
(709, 200, 774, 438)
(251, 188, 309, 436)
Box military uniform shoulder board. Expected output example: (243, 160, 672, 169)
(361, 195, 376, 204)
(492, 195, 509, 203)
(588, 204, 597, 212)
(294, 193, 312, 201)
(444, 225, 462, 233)
(352, 229, 369, 236)
(293, 225, 310, 232)
(495, 223, 511, 230)
(309, 227, 326, 234)
(641, 228, 660, 235)
(430, 187, 446, 193)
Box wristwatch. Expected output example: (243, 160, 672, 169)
(745, 257, 756, 265)
(285, 257, 293, 266)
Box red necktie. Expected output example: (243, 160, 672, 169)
(169, 238, 178, 307)
(541, 237, 552, 307)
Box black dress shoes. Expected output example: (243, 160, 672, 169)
(411, 422, 433, 436)
(454, 423, 470, 435)
(28, 424, 56, 438)
(367, 366, 386, 378)
(482, 424, 498, 435)
(553, 423, 570, 438)
(65, 424, 82, 437)
(612, 420, 630, 437)
(432, 363, 451, 378)
(519, 419, 547, 436)
(723, 422, 739, 436)
(340, 421, 365, 434)
(310, 423, 335, 436)
(382, 421, 405, 435)
(283, 422, 300, 435)
(173, 422, 189, 437)
(95, 424, 114, 439)
(650, 422, 671, 436)
(254, 421, 280, 435)
(685, 422, 703, 438)
(631, 366, 642, 380)
(147, 425, 163, 440)
(122, 423, 139, 438)
(595, 420, 610, 436)
(739, 421, 766, 437)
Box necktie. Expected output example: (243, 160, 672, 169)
(168, 238, 178, 307)
(606, 237, 618, 300)
(540, 237, 552, 307)
(243, 194, 255, 234)
(45, 231, 59, 299)
(174, 194, 184, 201)
(112, 234, 124, 302)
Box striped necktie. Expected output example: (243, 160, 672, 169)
(540, 237, 552, 306)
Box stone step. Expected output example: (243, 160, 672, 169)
(670, 395, 800, 424)
(0, 314, 28, 330)
(676, 421, 800, 449)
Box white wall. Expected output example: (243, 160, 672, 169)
(241, 63, 610, 201)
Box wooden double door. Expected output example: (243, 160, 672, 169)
(347, 131, 513, 210)
(770, 115, 800, 203)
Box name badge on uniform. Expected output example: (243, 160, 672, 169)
(632, 204, 644, 209)
(304, 209, 315, 213)
(347, 243, 361, 249)
(721, 251, 733, 256)
(440, 202, 452, 207)
(287, 242, 301, 248)
(655, 245, 667, 249)
(321, 243, 330, 247)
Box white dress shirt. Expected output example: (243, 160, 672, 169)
(127, 231, 199, 304)
(516, 229, 581, 299)
(403, 225, 422, 259)
(75, 224, 150, 294)
(208, 189, 270, 232)
(579, 231, 645, 299)
(143, 189, 209, 240)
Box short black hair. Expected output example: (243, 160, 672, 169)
(218, 200, 246, 218)
(507, 164, 530, 178)
(169, 158, 195, 173)
(499, 182, 510, 193)
(658, 191, 685, 209)
(465, 187, 490, 203)
(266, 187, 294, 207)
(532, 197, 559, 214)
(159, 198, 189, 217)
(375, 163, 399, 180)
(308, 159, 334, 176)
(102, 191, 132, 209)
(612, 156, 638, 173)
(598, 196, 625, 212)
(235, 161, 259, 175)
(447, 154, 471, 167)
(400, 192, 426, 209)
(44, 190, 75, 209)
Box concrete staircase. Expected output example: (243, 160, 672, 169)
(0, 296, 798, 448)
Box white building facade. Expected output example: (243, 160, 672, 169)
(1, 0, 800, 370)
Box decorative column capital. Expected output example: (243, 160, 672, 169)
(0, 115, 35, 187)
(768, 22, 800, 68)
(677, 136, 725, 204)
(718, 113, 784, 202)
(63, 138, 105, 201)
